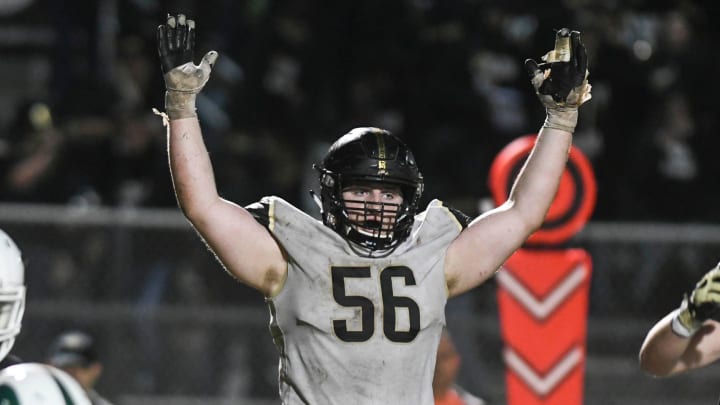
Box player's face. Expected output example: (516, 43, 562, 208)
(342, 183, 404, 239)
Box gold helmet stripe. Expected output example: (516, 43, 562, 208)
(374, 131, 387, 173)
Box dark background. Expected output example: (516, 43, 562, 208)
(2, 0, 719, 222)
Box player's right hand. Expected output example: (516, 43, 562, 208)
(673, 263, 720, 337)
(157, 13, 218, 95)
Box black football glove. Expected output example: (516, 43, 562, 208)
(525, 28, 591, 132)
(672, 263, 720, 337)
(157, 13, 218, 119)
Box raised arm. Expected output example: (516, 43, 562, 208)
(158, 14, 286, 296)
(445, 29, 592, 297)
(639, 263, 720, 376)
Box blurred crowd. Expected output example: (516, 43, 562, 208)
(1, 0, 719, 221)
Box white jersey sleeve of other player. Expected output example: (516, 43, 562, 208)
(259, 196, 464, 405)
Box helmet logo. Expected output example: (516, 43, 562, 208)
(378, 160, 387, 175)
(375, 132, 388, 175)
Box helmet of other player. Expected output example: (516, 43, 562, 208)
(0, 229, 25, 363)
(315, 127, 424, 251)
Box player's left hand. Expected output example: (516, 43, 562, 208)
(525, 28, 591, 110)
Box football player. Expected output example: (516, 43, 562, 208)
(157, 14, 591, 404)
(0, 228, 92, 404)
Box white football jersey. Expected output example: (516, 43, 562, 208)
(250, 197, 465, 405)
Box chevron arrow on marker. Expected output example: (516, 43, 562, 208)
(496, 265, 587, 319)
(504, 346, 583, 396)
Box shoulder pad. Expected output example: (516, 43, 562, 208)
(245, 198, 272, 228)
(444, 203, 473, 229)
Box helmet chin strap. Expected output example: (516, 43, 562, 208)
(352, 222, 395, 239)
(343, 226, 398, 258)
(308, 190, 323, 211)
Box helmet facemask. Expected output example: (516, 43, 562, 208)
(316, 128, 423, 253)
(0, 285, 25, 361)
(0, 229, 25, 362)
(343, 198, 402, 241)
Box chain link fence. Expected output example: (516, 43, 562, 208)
(2, 203, 720, 404)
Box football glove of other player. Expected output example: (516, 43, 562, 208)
(526, 28, 592, 133)
(671, 263, 720, 337)
(157, 13, 218, 119)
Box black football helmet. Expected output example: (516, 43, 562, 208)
(315, 127, 424, 252)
